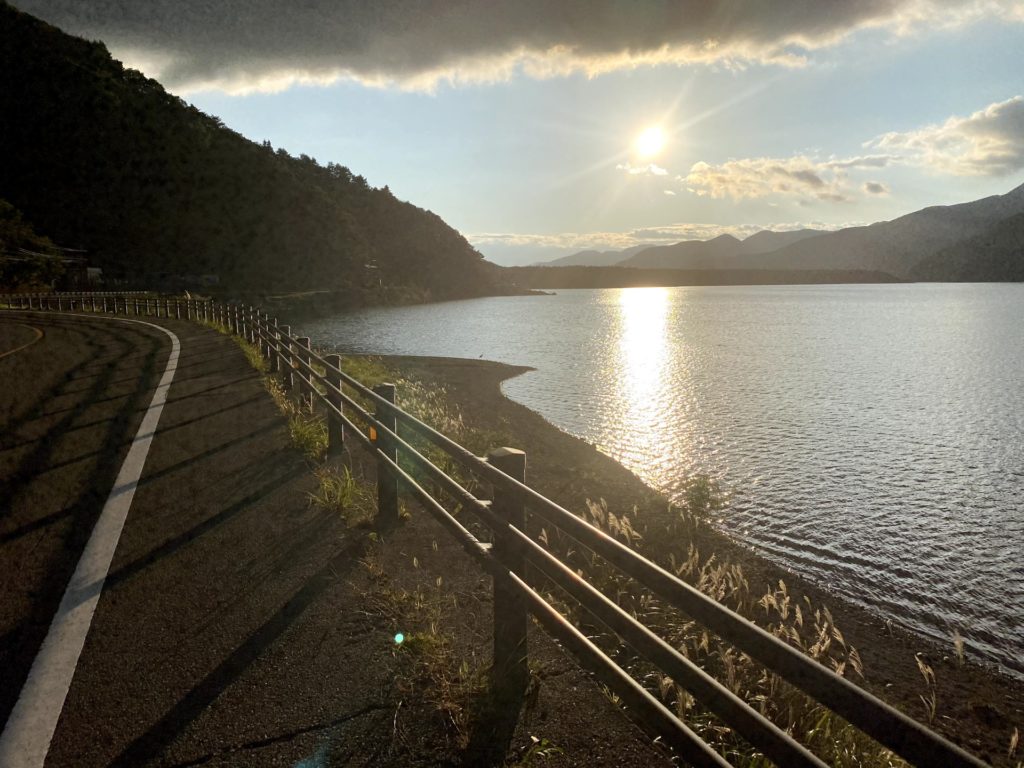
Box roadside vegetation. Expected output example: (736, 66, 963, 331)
(204, 316, 1014, 767)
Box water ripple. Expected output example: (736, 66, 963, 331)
(302, 284, 1024, 678)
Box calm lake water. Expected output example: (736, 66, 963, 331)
(302, 284, 1024, 676)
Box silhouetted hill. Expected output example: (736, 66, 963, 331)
(0, 2, 502, 300)
(621, 234, 742, 269)
(540, 244, 649, 267)
(732, 184, 1024, 278)
(547, 229, 825, 270)
(910, 211, 1024, 281)
(735, 229, 825, 255)
(507, 265, 901, 289)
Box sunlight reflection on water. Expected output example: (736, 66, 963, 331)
(301, 284, 1024, 677)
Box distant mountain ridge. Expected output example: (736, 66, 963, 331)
(540, 244, 650, 267)
(544, 229, 825, 270)
(733, 184, 1024, 278)
(543, 186, 1024, 281)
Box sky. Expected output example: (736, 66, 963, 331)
(17, 1, 1024, 265)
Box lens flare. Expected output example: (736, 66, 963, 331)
(394, 632, 405, 644)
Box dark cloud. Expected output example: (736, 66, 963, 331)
(13, 0, 1015, 92)
(863, 181, 890, 194)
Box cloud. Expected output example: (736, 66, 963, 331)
(824, 154, 896, 169)
(15, 1, 1024, 93)
(663, 190, 677, 196)
(683, 155, 856, 202)
(679, 95, 1024, 201)
(867, 95, 1024, 175)
(617, 162, 668, 176)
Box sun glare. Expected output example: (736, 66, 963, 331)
(634, 125, 666, 158)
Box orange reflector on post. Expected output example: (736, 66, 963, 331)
(369, 426, 377, 442)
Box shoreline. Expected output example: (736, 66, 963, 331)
(380, 353, 1023, 766)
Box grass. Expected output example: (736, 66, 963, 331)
(199, 317, 494, 759)
(193, 312, 972, 768)
(532, 491, 912, 768)
(358, 545, 489, 750)
(309, 465, 376, 528)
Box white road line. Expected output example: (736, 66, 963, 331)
(0, 314, 181, 768)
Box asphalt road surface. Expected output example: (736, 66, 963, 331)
(0, 312, 318, 766)
(0, 310, 674, 768)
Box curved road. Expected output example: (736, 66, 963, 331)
(1, 313, 171, 738)
(0, 310, 686, 768)
(0, 312, 318, 767)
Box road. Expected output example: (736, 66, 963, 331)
(0, 312, 322, 766)
(0, 309, 677, 768)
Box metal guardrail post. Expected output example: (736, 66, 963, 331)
(373, 383, 399, 526)
(325, 354, 345, 455)
(487, 447, 529, 694)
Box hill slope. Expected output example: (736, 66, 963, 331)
(541, 245, 649, 267)
(547, 229, 825, 270)
(730, 185, 1024, 278)
(910, 211, 1024, 281)
(620, 234, 742, 269)
(0, 2, 500, 299)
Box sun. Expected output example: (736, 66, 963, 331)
(634, 125, 666, 158)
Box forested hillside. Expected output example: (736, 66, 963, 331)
(910, 212, 1024, 281)
(0, 2, 501, 299)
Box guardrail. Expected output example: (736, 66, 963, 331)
(0, 293, 989, 768)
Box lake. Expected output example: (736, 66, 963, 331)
(301, 284, 1024, 677)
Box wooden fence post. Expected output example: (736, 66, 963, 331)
(296, 337, 312, 410)
(487, 447, 529, 694)
(279, 325, 291, 383)
(325, 353, 344, 455)
(373, 383, 398, 526)
(262, 314, 273, 360)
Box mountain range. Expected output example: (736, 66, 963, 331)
(545, 186, 1024, 281)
